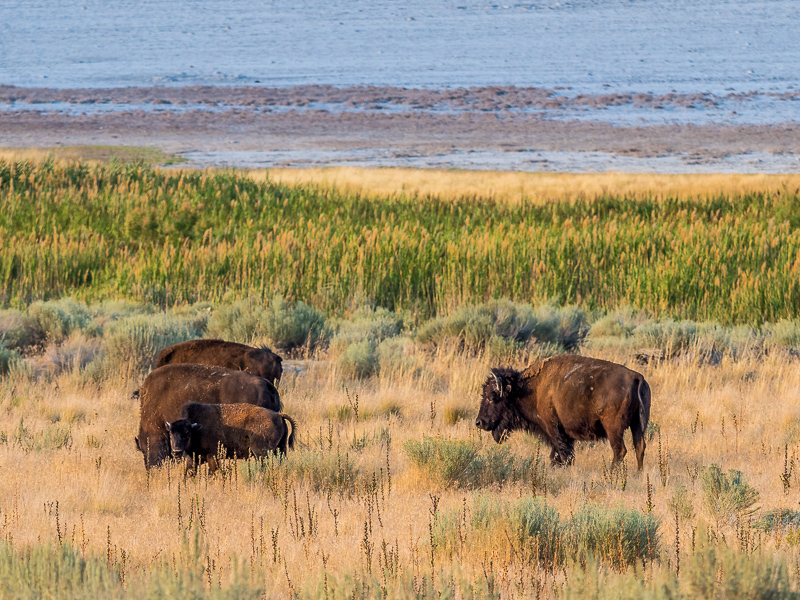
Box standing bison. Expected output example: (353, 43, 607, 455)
(134, 364, 282, 468)
(166, 402, 296, 474)
(475, 355, 651, 470)
(155, 339, 283, 385)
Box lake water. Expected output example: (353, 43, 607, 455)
(1, 0, 798, 94)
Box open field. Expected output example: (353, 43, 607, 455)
(2, 162, 800, 598)
(2, 298, 800, 598)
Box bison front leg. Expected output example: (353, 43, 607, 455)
(184, 455, 198, 478)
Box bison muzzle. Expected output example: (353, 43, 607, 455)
(476, 355, 651, 470)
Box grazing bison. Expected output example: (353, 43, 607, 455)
(475, 355, 651, 470)
(166, 402, 296, 474)
(155, 339, 283, 384)
(134, 364, 282, 468)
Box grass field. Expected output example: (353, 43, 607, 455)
(260, 167, 800, 205)
(2, 160, 800, 323)
(1, 159, 800, 598)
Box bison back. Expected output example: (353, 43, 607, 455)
(155, 339, 282, 383)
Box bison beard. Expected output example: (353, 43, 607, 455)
(475, 356, 651, 470)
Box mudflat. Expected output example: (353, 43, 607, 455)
(1, 85, 799, 172)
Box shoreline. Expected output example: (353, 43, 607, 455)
(2, 84, 799, 174)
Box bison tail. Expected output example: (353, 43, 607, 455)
(636, 378, 651, 435)
(130, 388, 140, 401)
(279, 413, 296, 452)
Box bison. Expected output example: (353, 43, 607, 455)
(475, 355, 651, 470)
(155, 339, 283, 385)
(134, 363, 282, 468)
(166, 402, 296, 474)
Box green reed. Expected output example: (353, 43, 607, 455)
(2, 160, 799, 323)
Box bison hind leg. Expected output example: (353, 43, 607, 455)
(631, 421, 646, 472)
(549, 435, 575, 467)
(606, 428, 628, 466)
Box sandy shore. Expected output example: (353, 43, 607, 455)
(2, 85, 799, 172)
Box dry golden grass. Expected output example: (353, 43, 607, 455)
(2, 346, 800, 597)
(255, 167, 800, 203)
(0, 145, 183, 166)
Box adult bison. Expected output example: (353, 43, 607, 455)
(166, 402, 296, 474)
(155, 339, 283, 384)
(475, 355, 651, 470)
(134, 364, 282, 468)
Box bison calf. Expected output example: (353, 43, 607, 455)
(476, 355, 651, 470)
(135, 363, 281, 468)
(165, 402, 296, 472)
(166, 402, 296, 474)
(155, 339, 283, 385)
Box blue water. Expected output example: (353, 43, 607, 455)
(1, 0, 798, 93)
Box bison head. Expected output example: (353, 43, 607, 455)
(475, 368, 523, 443)
(165, 420, 200, 457)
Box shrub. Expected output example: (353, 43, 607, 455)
(38, 334, 102, 376)
(91, 299, 153, 327)
(507, 497, 565, 565)
(0, 309, 45, 352)
(416, 299, 585, 353)
(12, 417, 72, 452)
(405, 437, 478, 488)
(404, 436, 533, 489)
(588, 309, 638, 339)
(701, 464, 760, 528)
(337, 339, 379, 379)
(207, 296, 327, 351)
(0, 341, 20, 376)
(633, 319, 698, 357)
(667, 484, 695, 523)
(377, 337, 420, 376)
(755, 509, 800, 532)
(568, 503, 660, 568)
(102, 313, 205, 376)
(333, 306, 404, 344)
(0, 537, 264, 600)
(287, 448, 360, 495)
(763, 320, 800, 352)
(28, 298, 96, 343)
(443, 404, 472, 425)
(564, 533, 796, 600)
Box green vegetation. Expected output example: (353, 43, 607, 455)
(404, 436, 538, 488)
(0, 536, 261, 600)
(433, 494, 659, 569)
(2, 161, 800, 323)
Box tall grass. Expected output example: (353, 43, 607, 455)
(2, 161, 800, 323)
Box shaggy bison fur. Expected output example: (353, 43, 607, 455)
(155, 339, 283, 384)
(134, 364, 282, 468)
(475, 354, 651, 470)
(166, 402, 296, 474)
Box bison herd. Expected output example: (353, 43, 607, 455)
(134, 339, 652, 475)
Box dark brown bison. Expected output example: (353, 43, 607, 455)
(155, 339, 283, 384)
(166, 402, 296, 474)
(134, 364, 282, 468)
(475, 355, 651, 470)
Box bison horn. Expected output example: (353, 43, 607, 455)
(492, 371, 504, 395)
(164, 421, 171, 431)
